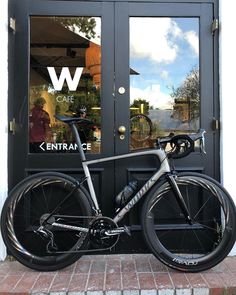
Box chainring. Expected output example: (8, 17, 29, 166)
(89, 217, 119, 249)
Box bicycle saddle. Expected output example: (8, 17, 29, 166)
(55, 114, 93, 125)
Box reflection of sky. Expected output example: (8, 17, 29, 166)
(130, 18, 199, 110)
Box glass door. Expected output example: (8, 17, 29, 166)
(10, 0, 218, 252)
(29, 16, 102, 154)
(11, 1, 115, 217)
(115, 2, 215, 176)
(129, 16, 200, 150)
(114, 3, 217, 251)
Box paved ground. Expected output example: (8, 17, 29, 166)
(0, 254, 236, 295)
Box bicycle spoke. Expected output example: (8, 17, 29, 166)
(192, 229, 206, 254)
(31, 189, 48, 215)
(193, 195, 212, 220)
(195, 222, 220, 232)
(180, 227, 188, 253)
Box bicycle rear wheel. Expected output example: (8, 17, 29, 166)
(1, 172, 92, 271)
(141, 172, 236, 272)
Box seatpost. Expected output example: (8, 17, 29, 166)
(70, 123, 86, 161)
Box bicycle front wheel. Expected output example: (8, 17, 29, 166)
(1, 172, 93, 271)
(141, 172, 236, 272)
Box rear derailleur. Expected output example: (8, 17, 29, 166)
(34, 226, 58, 252)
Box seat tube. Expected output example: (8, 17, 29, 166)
(70, 123, 100, 212)
(82, 162, 100, 211)
(70, 123, 86, 161)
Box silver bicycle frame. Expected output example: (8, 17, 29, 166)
(70, 123, 171, 224)
(83, 149, 171, 224)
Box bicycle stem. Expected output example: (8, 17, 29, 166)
(167, 174, 193, 225)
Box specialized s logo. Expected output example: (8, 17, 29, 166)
(47, 67, 83, 91)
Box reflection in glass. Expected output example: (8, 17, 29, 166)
(29, 16, 101, 153)
(130, 17, 200, 150)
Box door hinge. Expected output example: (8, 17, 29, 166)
(9, 118, 16, 135)
(212, 117, 220, 131)
(9, 17, 16, 33)
(212, 18, 219, 35)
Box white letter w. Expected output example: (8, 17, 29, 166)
(47, 67, 83, 91)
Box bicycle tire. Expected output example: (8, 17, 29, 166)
(1, 172, 93, 271)
(141, 172, 236, 272)
(130, 114, 153, 142)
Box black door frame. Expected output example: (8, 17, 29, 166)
(8, 1, 117, 217)
(111, 2, 219, 243)
(8, 0, 220, 181)
(9, 0, 114, 183)
(8, 0, 219, 251)
(114, 1, 219, 177)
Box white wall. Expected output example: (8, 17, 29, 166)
(0, 0, 8, 260)
(220, 1, 236, 255)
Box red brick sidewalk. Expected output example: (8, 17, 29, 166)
(0, 254, 236, 295)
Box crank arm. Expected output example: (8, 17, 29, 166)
(105, 226, 131, 236)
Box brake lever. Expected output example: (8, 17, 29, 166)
(188, 129, 206, 154)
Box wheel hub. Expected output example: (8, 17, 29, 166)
(40, 213, 55, 226)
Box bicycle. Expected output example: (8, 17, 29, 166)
(1, 115, 236, 272)
(130, 113, 153, 142)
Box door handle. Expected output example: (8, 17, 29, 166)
(9, 118, 16, 135)
(118, 126, 126, 140)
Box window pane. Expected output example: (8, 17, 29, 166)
(130, 17, 199, 151)
(29, 16, 101, 154)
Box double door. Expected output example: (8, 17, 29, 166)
(10, 0, 218, 251)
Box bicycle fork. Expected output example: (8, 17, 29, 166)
(167, 174, 193, 225)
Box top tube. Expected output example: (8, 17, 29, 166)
(85, 149, 169, 166)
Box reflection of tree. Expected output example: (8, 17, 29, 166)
(130, 99, 150, 116)
(54, 17, 96, 39)
(171, 66, 199, 122)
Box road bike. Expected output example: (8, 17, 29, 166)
(130, 113, 153, 142)
(1, 115, 236, 272)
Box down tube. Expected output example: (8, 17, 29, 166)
(113, 161, 170, 224)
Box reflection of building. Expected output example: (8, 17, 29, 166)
(172, 99, 191, 122)
(30, 17, 101, 89)
(86, 42, 101, 88)
(29, 17, 102, 154)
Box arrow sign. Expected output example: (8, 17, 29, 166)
(39, 142, 45, 151)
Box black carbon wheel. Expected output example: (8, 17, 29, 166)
(1, 172, 92, 271)
(141, 172, 236, 272)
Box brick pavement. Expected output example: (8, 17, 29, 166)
(0, 254, 236, 295)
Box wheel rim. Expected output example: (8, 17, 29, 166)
(147, 176, 230, 263)
(6, 176, 89, 261)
